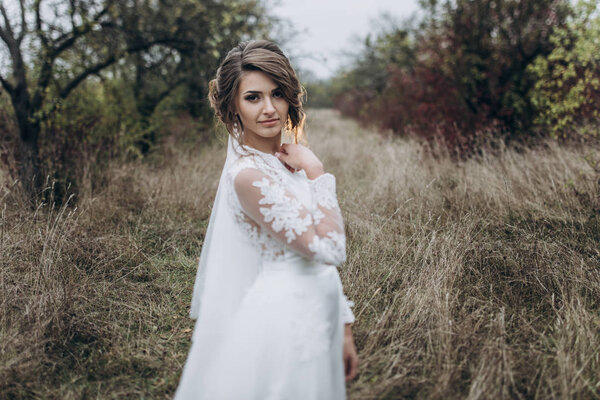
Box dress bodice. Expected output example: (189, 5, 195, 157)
(225, 147, 346, 266)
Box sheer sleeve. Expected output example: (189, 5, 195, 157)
(340, 294, 355, 324)
(233, 168, 346, 266)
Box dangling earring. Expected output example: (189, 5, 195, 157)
(233, 122, 240, 136)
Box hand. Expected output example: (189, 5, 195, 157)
(343, 324, 358, 382)
(274, 143, 324, 179)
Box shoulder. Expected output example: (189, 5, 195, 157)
(227, 155, 256, 177)
(232, 166, 280, 196)
(233, 166, 266, 186)
(228, 154, 285, 186)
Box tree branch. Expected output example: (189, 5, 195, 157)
(0, 2, 15, 41)
(0, 2, 27, 93)
(69, 0, 76, 30)
(59, 39, 173, 100)
(59, 54, 117, 99)
(50, 5, 110, 59)
(0, 22, 9, 45)
(32, 3, 110, 109)
(0, 73, 14, 94)
(0, 2, 15, 47)
(34, 0, 48, 49)
(153, 81, 179, 108)
(17, 0, 26, 44)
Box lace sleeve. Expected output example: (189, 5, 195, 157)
(341, 294, 355, 324)
(233, 168, 346, 265)
(307, 172, 355, 323)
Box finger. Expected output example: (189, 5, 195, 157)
(344, 358, 349, 381)
(275, 152, 296, 172)
(350, 355, 359, 380)
(274, 151, 289, 163)
(344, 356, 352, 381)
(344, 353, 357, 381)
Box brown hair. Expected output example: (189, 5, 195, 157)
(208, 40, 305, 144)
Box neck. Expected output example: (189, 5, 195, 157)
(242, 131, 281, 155)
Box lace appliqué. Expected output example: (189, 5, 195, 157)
(309, 174, 340, 210)
(308, 231, 346, 265)
(230, 203, 288, 261)
(312, 208, 325, 225)
(227, 154, 347, 265)
(227, 156, 289, 261)
(253, 177, 313, 243)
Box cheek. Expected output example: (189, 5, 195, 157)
(276, 99, 290, 115)
(237, 103, 256, 123)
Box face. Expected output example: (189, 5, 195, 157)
(235, 70, 289, 144)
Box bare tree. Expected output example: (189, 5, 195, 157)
(0, 0, 172, 199)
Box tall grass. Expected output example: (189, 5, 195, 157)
(311, 110, 599, 399)
(1, 109, 599, 399)
(0, 142, 224, 398)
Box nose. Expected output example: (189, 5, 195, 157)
(263, 96, 276, 114)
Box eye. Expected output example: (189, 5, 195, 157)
(273, 90, 284, 98)
(244, 94, 259, 102)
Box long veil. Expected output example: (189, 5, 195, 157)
(175, 136, 260, 398)
(190, 135, 260, 326)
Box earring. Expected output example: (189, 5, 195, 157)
(233, 122, 239, 135)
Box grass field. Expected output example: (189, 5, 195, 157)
(1, 109, 599, 399)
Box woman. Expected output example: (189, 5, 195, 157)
(174, 40, 358, 399)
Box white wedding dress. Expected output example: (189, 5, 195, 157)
(174, 141, 355, 400)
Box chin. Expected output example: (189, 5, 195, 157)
(257, 126, 283, 138)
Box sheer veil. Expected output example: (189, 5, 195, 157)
(187, 134, 260, 347)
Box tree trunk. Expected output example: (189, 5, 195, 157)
(15, 133, 42, 202)
(11, 89, 42, 201)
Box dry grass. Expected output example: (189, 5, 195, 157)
(1, 141, 224, 398)
(1, 109, 599, 399)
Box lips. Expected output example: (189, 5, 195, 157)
(259, 118, 280, 127)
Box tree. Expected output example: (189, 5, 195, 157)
(115, 0, 273, 152)
(529, 0, 600, 138)
(332, 0, 574, 150)
(0, 0, 274, 199)
(0, 0, 155, 198)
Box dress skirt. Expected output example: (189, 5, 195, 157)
(174, 256, 347, 400)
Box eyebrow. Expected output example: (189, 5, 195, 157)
(243, 88, 280, 95)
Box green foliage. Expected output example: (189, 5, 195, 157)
(0, 0, 280, 199)
(121, 0, 275, 122)
(346, 17, 415, 93)
(529, 0, 600, 138)
(334, 16, 415, 96)
(37, 79, 143, 201)
(303, 80, 334, 108)
(331, 0, 588, 151)
(328, 16, 417, 127)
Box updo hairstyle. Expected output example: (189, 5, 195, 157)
(208, 40, 305, 144)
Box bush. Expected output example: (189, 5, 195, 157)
(0, 94, 18, 185)
(36, 80, 142, 203)
(529, 0, 600, 138)
(332, 0, 578, 153)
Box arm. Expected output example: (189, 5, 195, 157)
(344, 324, 359, 381)
(233, 167, 346, 265)
(275, 143, 357, 323)
(341, 294, 355, 324)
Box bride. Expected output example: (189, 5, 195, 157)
(174, 40, 358, 400)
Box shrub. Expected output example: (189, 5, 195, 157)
(529, 0, 600, 138)
(333, 0, 577, 152)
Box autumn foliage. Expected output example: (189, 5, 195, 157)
(333, 0, 600, 151)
